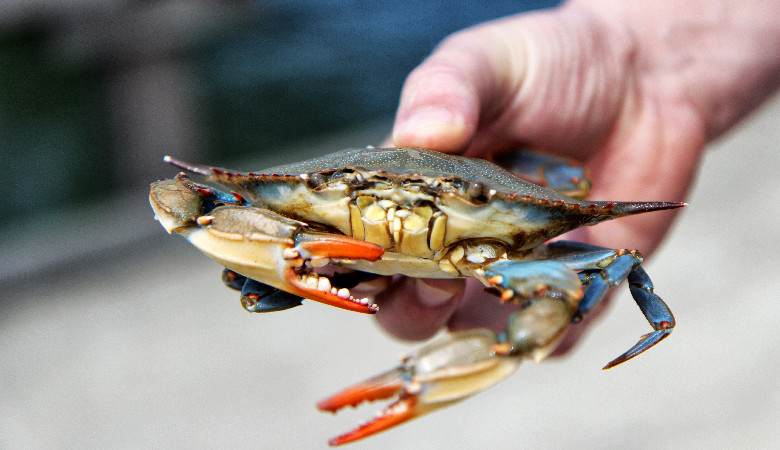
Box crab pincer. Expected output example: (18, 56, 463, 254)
(317, 296, 581, 446)
(318, 330, 524, 446)
(317, 253, 655, 445)
(149, 175, 384, 314)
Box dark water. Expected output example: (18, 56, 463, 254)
(199, 0, 561, 157)
(0, 0, 560, 221)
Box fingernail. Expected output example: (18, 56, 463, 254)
(415, 279, 457, 307)
(395, 107, 462, 140)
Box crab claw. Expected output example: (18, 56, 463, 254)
(281, 230, 384, 313)
(150, 176, 384, 314)
(318, 330, 523, 446)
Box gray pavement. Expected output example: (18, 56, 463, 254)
(2, 96, 779, 449)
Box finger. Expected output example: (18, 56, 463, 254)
(391, 26, 521, 153)
(349, 275, 392, 299)
(576, 96, 705, 254)
(374, 277, 464, 340)
(446, 279, 523, 334)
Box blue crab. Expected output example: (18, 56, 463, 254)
(149, 147, 681, 445)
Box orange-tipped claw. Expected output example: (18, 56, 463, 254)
(317, 330, 524, 445)
(326, 397, 419, 446)
(317, 368, 419, 446)
(285, 232, 385, 314)
(295, 232, 384, 261)
(317, 368, 405, 413)
(284, 269, 379, 314)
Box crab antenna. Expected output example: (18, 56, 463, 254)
(163, 155, 214, 177)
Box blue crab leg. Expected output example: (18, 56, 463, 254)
(540, 240, 675, 368)
(603, 267, 675, 369)
(222, 269, 304, 312)
(221, 268, 246, 291)
(239, 277, 304, 312)
(480, 259, 583, 362)
(481, 259, 584, 306)
(488, 148, 591, 198)
(539, 241, 639, 316)
(318, 330, 523, 446)
(576, 253, 635, 317)
(173, 172, 249, 206)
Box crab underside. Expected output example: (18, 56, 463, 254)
(150, 147, 681, 445)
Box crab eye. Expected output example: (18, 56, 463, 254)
(466, 182, 484, 199)
(306, 172, 327, 189)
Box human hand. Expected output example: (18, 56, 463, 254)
(372, 0, 780, 346)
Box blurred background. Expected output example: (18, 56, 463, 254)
(0, 0, 559, 282)
(1, 1, 778, 449)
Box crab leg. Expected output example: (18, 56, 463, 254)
(150, 176, 385, 314)
(576, 253, 635, 317)
(480, 259, 584, 307)
(603, 267, 674, 369)
(487, 148, 591, 199)
(480, 259, 584, 362)
(240, 277, 304, 312)
(191, 215, 383, 313)
(221, 269, 305, 312)
(540, 240, 676, 368)
(221, 268, 247, 291)
(265, 230, 383, 313)
(317, 368, 413, 446)
(318, 330, 524, 446)
(318, 261, 594, 445)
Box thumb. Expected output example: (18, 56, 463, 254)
(391, 24, 525, 153)
(392, 9, 634, 159)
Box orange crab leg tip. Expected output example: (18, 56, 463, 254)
(296, 233, 384, 261)
(326, 398, 418, 446)
(317, 372, 404, 413)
